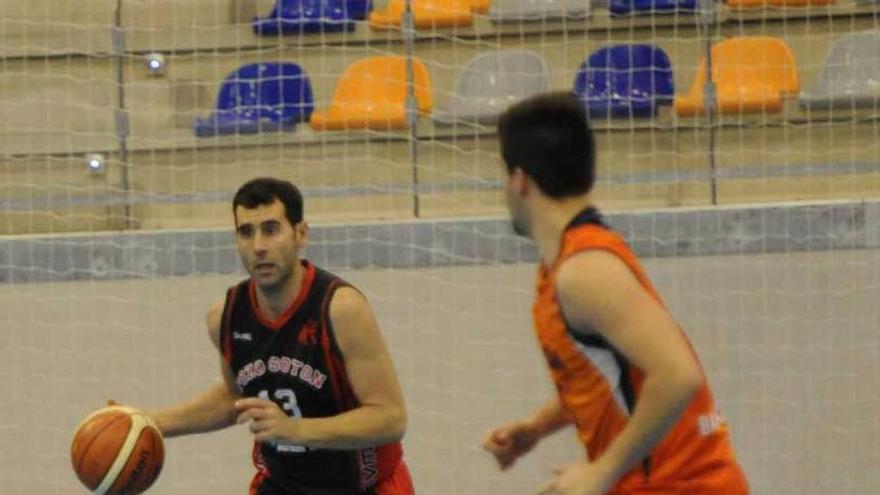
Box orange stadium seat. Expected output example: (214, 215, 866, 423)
(675, 37, 799, 116)
(309, 56, 433, 131)
(471, 0, 491, 13)
(369, 0, 475, 28)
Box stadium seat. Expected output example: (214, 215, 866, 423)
(369, 0, 474, 29)
(574, 44, 674, 118)
(800, 31, 880, 110)
(347, 0, 374, 18)
(488, 0, 591, 22)
(433, 50, 549, 126)
(252, 0, 361, 34)
(193, 63, 314, 137)
(726, 0, 832, 8)
(471, 0, 491, 13)
(675, 37, 799, 116)
(310, 56, 433, 130)
(609, 0, 696, 15)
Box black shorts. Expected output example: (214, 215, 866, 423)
(250, 460, 415, 495)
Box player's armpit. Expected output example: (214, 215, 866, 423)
(555, 250, 702, 389)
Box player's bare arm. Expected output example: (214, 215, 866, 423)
(148, 297, 242, 438)
(235, 286, 407, 449)
(538, 250, 703, 495)
(483, 396, 572, 470)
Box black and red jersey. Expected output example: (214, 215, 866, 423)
(219, 260, 404, 495)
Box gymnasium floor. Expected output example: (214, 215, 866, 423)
(0, 249, 877, 495)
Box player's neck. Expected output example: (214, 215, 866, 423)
(254, 260, 306, 320)
(532, 195, 593, 267)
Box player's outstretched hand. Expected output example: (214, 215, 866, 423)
(536, 461, 613, 495)
(235, 398, 296, 443)
(482, 420, 541, 470)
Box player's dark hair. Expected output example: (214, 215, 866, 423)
(233, 177, 304, 226)
(497, 92, 595, 198)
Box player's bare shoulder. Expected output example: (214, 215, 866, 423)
(556, 250, 628, 300)
(554, 250, 636, 334)
(329, 286, 368, 328)
(328, 286, 384, 355)
(329, 285, 367, 316)
(206, 297, 226, 350)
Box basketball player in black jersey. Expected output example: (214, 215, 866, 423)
(139, 178, 415, 495)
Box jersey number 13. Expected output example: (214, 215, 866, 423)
(258, 389, 307, 453)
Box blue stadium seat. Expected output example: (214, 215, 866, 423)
(574, 44, 674, 118)
(609, 0, 696, 15)
(193, 63, 314, 137)
(253, 0, 363, 35)
(346, 0, 373, 19)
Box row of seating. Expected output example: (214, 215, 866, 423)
(193, 31, 880, 136)
(251, 0, 832, 34)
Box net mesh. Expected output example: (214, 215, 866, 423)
(0, 0, 878, 494)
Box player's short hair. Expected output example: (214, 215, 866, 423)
(497, 92, 595, 198)
(233, 177, 304, 227)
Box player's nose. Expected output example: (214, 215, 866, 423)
(253, 232, 269, 253)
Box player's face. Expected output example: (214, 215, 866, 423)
(502, 163, 531, 238)
(234, 200, 307, 290)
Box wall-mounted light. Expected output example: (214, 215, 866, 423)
(85, 153, 106, 175)
(145, 53, 167, 77)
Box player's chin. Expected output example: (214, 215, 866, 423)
(253, 276, 281, 290)
(251, 269, 280, 288)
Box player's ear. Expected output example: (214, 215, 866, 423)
(510, 167, 530, 196)
(294, 221, 310, 248)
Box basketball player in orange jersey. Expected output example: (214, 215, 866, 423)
(482, 93, 749, 495)
(137, 178, 415, 495)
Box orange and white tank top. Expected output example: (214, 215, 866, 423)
(533, 207, 749, 495)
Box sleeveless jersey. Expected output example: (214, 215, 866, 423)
(219, 260, 404, 495)
(533, 207, 749, 495)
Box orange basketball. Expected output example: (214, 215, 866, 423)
(70, 406, 164, 495)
